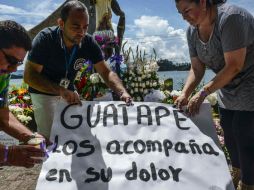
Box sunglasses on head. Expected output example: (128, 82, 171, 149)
(0, 49, 23, 66)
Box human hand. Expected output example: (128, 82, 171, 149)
(31, 133, 52, 146)
(60, 88, 82, 105)
(7, 145, 45, 168)
(119, 91, 133, 106)
(174, 94, 188, 110)
(21, 132, 45, 145)
(186, 92, 206, 116)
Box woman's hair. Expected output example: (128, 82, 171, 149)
(175, 0, 227, 7)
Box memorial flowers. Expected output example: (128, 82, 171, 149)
(93, 30, 119, 50)
(121, 46, 161, 101)
(8, 84, 33, 125)
(74, 61, 109, 100)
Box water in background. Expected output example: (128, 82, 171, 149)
(10, 70, 215, 90)
(9, 78, 24, 87)
(158, 69, 215, 90)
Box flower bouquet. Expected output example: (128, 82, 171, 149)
(8, 84, 33, 125)
(121, 46, 161, 101)
(93, 30, 119, 50)
(74, 60, 110, 100)
(93, 30, 120, 60)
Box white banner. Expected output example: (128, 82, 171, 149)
(36, 100, 234, 190)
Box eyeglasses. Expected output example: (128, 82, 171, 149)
(0, 49, 23, 66)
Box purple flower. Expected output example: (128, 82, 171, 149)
(95, 35, 103, 43)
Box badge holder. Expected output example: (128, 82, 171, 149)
(59, 78, 70, 89)
(75, 71, 82, 81)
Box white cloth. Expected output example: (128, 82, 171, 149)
(31, 93, 60, 138)
(144, 89, 166, 102)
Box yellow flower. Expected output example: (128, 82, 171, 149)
(18, 88, 27, 95)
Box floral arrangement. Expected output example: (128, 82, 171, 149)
(121, 46, 161, 101)
(162, 90, 181, 104)
(93, 30, 119, 50)
(74, 60, 109, 100)
(8, 84, 33, 125)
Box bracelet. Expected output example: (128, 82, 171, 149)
(200, 88, 209, 98)
(204, 86, 212, 94)
(4, 146, 8, 163)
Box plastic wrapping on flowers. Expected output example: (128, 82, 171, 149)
(8, 84, 33, 125)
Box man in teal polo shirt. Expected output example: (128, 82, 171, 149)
(0, 20, 45, 168)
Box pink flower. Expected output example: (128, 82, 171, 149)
(95, 35, 103, 43)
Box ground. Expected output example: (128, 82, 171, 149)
(0, 164, 41, 190)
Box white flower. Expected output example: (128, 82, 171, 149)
(130, 89, 134, 94)
(134, 88, 138, 92)
(144, 65, 151, 74)
(170, 90, 182, 97)
(142, 83, 146, 88)
(153, 82, 157, 87)
(149, 61, 159, 72)
(17, 114, 32, 124)
(131, 83, 135, 87)
(146, 81, 149, 85)
(138, 77, 141, 81)
(9, 105, 18, 112)
(144, 89, 148, 94)
(23, 96, 30, 100)
(164, 90, 171, 97)
(9, 97, 17, 102)
(147, 73, 151, 78)
(159, 80, 164, 86)
(90, 73, 100, 84)
(206, 92, 218, 106)
(9, 106, 24, 113)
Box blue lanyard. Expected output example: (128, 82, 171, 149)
(63, 45, 78, 78)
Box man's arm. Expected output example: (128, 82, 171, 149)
(0, 107, 34, 142)
(94, 61, 132, 102)
(24, 60, 81, 104)
(24, 60, 63, 95)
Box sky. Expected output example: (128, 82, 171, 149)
(0, 0, 254, 66)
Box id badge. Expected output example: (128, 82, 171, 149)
(75, 71, 82, 81)
(59, 78, 70, 89)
